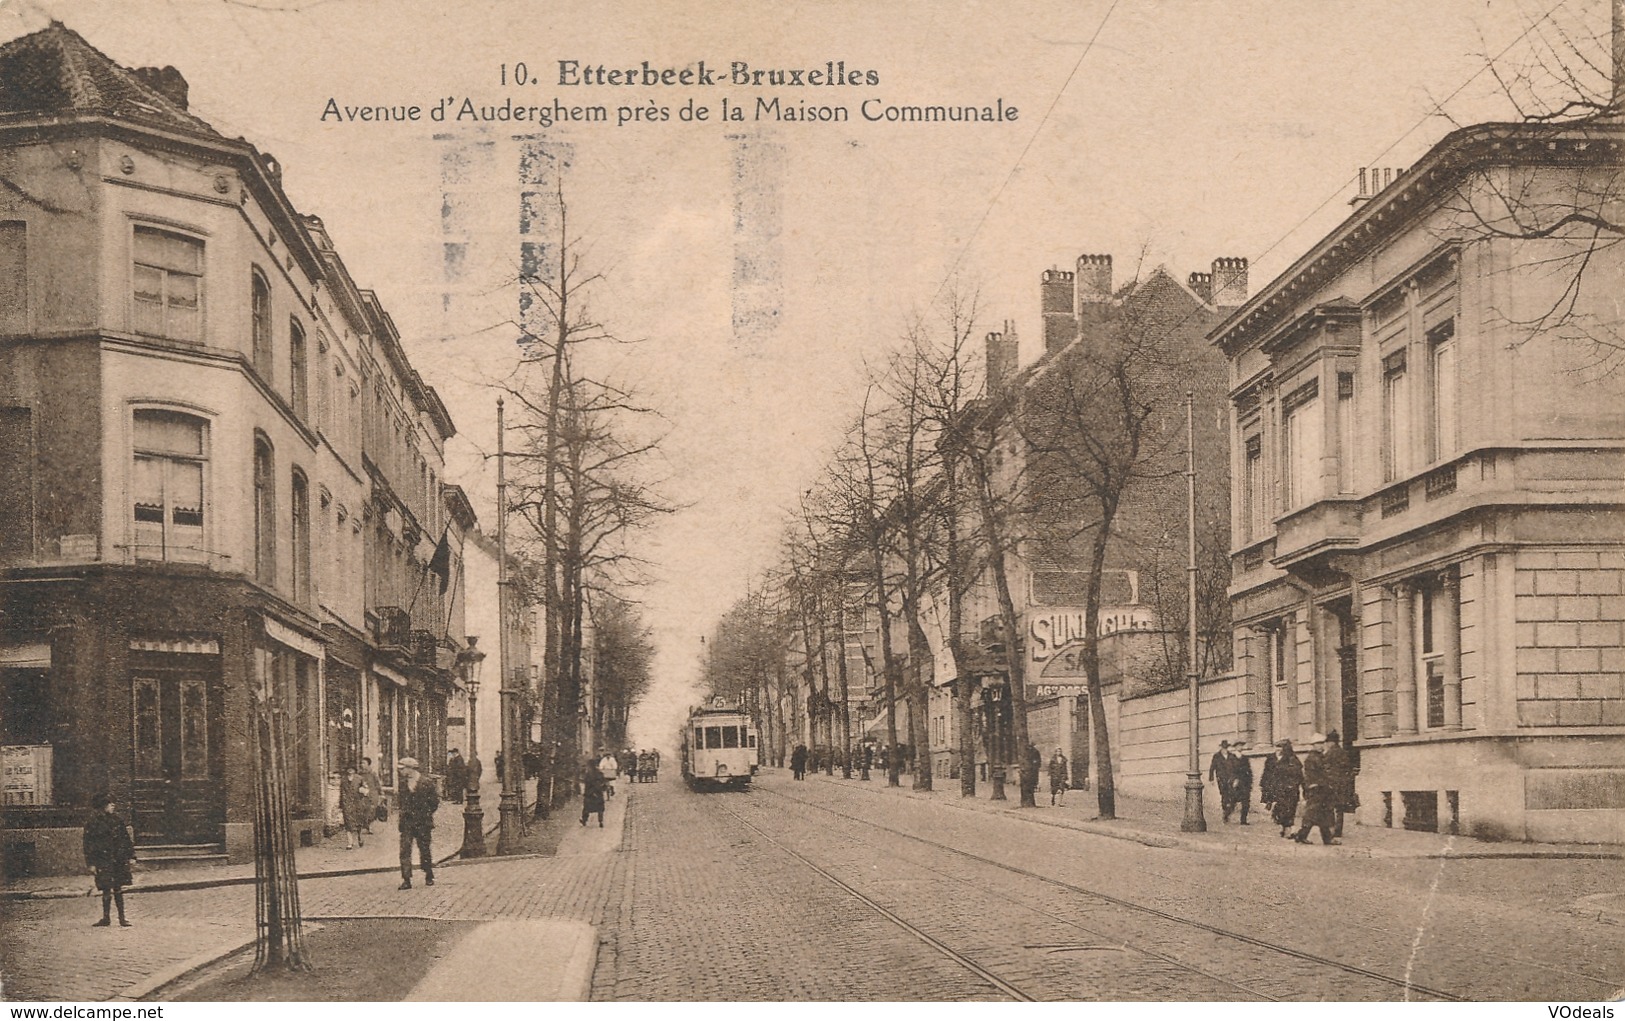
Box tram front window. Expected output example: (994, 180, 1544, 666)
(705, 726, 722, 749)
(722, 726, 739, 748)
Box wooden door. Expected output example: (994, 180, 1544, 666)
(131, 673, 221, 843)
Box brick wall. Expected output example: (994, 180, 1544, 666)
(1513, 549, 1625, 727)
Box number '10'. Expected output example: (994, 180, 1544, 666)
(501, 63, 529, 86)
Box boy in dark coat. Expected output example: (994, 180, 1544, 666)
(83, 793, 136, 927)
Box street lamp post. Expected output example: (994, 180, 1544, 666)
(1180, 391, 1208, 833)
(458, 637, 488, 858)
(495, 396, 523, 855)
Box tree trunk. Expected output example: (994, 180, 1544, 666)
(1082, 510, 1118, 819)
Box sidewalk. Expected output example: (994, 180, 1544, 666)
(4, 776, 528, 900)
(3, 776, 621, 1002)
(798, 767, 1624, 861)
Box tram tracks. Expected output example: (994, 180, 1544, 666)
(731, 785, 1477, 1001)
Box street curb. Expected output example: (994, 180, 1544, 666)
(2, 820, 558, 902)
(803, 774, 1625, 861)
(116, 933, 260, 1002)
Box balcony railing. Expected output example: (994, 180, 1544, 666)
(375, 606, 411, 648)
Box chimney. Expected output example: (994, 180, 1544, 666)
(1349, 166, 1405, 209)
(1187, 271, 1212, 303)
(261, 152, 283, 186)
(986, 322, 1019, 395)
(1210, 257, 1249, 307)
(130, 66, 189, 110)
(1074, 253, 1112, 309)
(1041, 268, 1077, 354)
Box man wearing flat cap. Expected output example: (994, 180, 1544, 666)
(1293, 734, 1338, 845)
(395, 756, 439, 889)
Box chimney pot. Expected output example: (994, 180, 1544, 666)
(1209, 257, 1249, 308)
(130, 66, 189, 111)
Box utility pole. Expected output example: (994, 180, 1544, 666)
(1180, 391, 1207, 832)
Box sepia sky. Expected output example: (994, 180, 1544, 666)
(5, 0, 1610, 749)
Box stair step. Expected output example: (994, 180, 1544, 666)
(137, 843, 225, 859)
(138, 852, 227, 868)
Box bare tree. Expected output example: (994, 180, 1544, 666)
(1021, 265, 1226, 820)
(1436, 3, 1624, 378)
(503, 178, 672, 781)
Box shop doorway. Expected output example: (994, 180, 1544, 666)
(130, 670, 224, 844)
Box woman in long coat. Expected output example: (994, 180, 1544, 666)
(340, 765, 369, 849)
(580, 759, 608, 827)
(1260, 740, 1302, 837)
(1047, 749, 1070, 806)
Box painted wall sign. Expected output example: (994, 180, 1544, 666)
(1028, 604, 1158, 663)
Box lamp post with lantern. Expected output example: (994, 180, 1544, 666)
(457, 636, 488, 858)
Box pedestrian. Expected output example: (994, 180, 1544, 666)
(82, 792, 135, 928)
(360, 756, 383, 833)
(790, 743, 808, 780)
(465, 750, 483, 800)
(580, 758, 608, 827)
(1324, 728, 1357, 838)
(1228, 744, 1254, 825)
(1293, 734, 1338, 845)
(598, 750, 619, 797)
(1048, 748, 1069, 806)
(340, 764, 369, 850)
(651, 747, 661, 782)
(444, 748, 466, 805)
(1260, 739, 1302, 836)
(1209, 740, 1237, 821)
(395, 756, 439, 889)
(1021, 743, 1042, 804)
(494, 748, 505, 784)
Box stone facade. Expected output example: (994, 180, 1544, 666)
(1214, 122, 1625, 844)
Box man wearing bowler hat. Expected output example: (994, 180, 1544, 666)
(395, 756, 439, 889)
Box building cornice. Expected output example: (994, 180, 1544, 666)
(1211, 120, 1625, 356)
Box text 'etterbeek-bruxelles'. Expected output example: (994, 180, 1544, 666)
(549, 60, 880, 88)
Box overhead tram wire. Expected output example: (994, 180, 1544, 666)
(934, 0, 1573, 332)
(931, 0, 1122, 306)
(976, 0, 1581, 369)
(1246, 0, 1576, 274)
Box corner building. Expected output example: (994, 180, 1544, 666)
(1215, 123, 1625, 843)
(0, 24, 470, 874)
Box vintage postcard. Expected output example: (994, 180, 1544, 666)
(1, 0, 1622, 1007)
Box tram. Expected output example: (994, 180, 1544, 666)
(681, 697, 758, 790)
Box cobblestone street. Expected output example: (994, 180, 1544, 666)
(4, 773, 1622, 1001)
(594, 773, 1625, 1001)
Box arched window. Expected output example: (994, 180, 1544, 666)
(289, 319, 308, 420)
(250, 271, 272, 378)
(254, 436, 276, 585)
(291, 469, 311, 604)
(133, 409, 208, 562)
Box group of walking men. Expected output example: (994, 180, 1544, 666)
(618, 747, 661, 783)
(1210, 731, 1358, 844)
